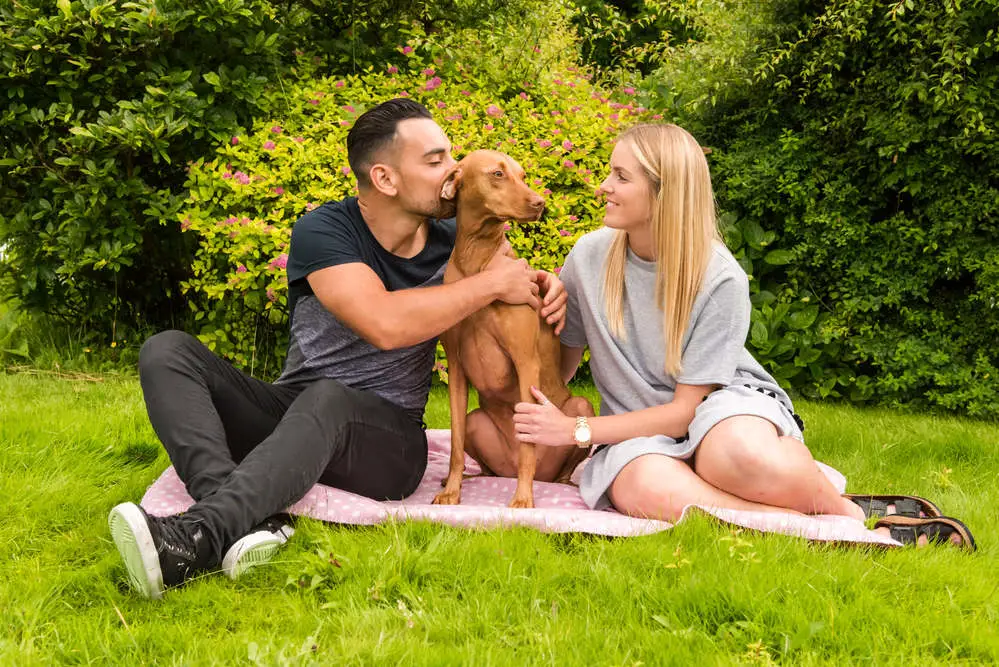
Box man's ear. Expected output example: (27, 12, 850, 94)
(369, 164, 398, 196)
(441, 166, 463, 200)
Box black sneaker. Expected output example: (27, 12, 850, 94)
(108, 502, 214, 599)
(221, 514, 295, 580)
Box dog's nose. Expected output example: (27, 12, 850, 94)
(529, 195, 545, 211)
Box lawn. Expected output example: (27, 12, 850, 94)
(1, 371, 997, 665)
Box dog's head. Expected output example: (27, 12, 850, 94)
(439, 150, 545, 230)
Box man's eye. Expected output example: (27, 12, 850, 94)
(493, 170, 504, 178)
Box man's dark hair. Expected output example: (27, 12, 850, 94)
(347, 98, 433, 188)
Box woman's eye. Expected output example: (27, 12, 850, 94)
(493, 170, 504, 178)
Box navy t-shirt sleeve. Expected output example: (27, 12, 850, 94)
(286, 207, 366, 285)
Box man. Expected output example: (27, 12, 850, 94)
(108, 99, 567, 598)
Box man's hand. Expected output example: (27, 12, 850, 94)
(483, 241, 541, 310)
(536, 270, 568, 335)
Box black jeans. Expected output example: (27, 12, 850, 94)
(138, 330, 428, 563)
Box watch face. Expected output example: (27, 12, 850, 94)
(577, 425, 592, 441)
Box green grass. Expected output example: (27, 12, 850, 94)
(2, 372, 997, 665)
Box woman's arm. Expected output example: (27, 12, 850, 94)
(515, 383, 717, 447)
(560, 344, 585, 385)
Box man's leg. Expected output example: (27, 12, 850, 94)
(138, 330, 299, 500)
(184, 378, 428, 563)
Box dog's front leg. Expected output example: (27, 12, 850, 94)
(433, 332, 468, 505)
(508, 357, 541, 509)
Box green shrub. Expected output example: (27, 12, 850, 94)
(179, 61, 654, 377)
(648, 0, 999, 416)
(0, 0, 313, 337)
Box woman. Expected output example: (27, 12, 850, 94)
(513, 124, 974, 550)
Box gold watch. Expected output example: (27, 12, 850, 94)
(573, 416, 592, 448)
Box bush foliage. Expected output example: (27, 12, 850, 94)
(645, 0, 999, 415)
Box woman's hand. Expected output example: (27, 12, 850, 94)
(513, 386, 576, 447)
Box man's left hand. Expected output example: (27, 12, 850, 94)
(537, 270, 568, 335)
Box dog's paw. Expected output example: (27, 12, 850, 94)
(507, 495, 534, 509)
(433, 490, 461, 505)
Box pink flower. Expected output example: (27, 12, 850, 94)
(623, 86, 636, 95)
(305, 202, 317, 211)
(272, 187, 285, 195)
(294, 136, 305, 143)
(552, 128, 562, 135)
(543, 189, 552, 195)
(503, 223, 511, 231)
(563, 160, 575, 168)
(569, 215, 579, 221)
(266, 287, 278, 302)
(436, 101, 447, 109)
(507, 137, 517, 144)
(399, 91, 410, 97)
(486, 105, 503, 117)
(424, 76, 442, 91)
(263, 141, 275, 150)
(231, 136, 239, 145)
(339, 120, 351, 126)
(341, 166, 351, 175)
(308, 99, 319, 106)
(538, 139, 552, 148)
(445, 114, 463, 121)
(388, 65, 399, 74)
(652, 114, 663, 120)
(271, 125, 283, 134)
(484, 123, 494, 131)
(519, 92, 529, 100)
(533, 46, 541, 53)
(562, 139, 573, 150)
(454, 144, 463, 152)
(559, 229, 571, 237)
(180, 217, 191, 231)
(554, 266, 562, 275)
(554, 78, 563, 85)
(335, 80, 345, 88)
(422, 68, 435, 76)
(234, 172, 250, 185)
(460, 90, 471, 96)
(533, 179, 543, 185)
(401, 45, 413, 55)
(269, 253, 288, 270)
(236, 264, 247, 273)
(222, 171, 232, 179)
(342, 104, 355, 113)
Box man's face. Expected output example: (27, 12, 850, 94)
(388, 118, 456, 219)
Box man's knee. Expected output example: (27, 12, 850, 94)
(139, 330, 201, 374)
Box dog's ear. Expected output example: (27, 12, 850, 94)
(440, 166, 463, 200)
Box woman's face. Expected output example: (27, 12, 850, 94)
(598, 141, 655, 232)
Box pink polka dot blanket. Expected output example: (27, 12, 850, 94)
(141, 429, 899, 546)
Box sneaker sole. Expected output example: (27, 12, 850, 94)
(108, 503, 165, 599)
(221, 532, 285, 580)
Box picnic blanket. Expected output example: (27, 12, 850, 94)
(141, 429, 899, 547)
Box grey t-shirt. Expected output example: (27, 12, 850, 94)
(560, 227, 791, 417)
(275, 197, 456, 422)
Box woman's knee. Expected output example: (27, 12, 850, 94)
(609, 455, 694, 521)
(695, 420, 784, 479)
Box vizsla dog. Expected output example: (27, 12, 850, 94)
(432, 150, 594, 509)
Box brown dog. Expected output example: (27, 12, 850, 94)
(432, 150, 594, 508)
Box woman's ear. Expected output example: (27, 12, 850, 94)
(440, 165, 463, 200)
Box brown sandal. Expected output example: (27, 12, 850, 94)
(843, 494, 942, 519)
(875, 515, 976, 552)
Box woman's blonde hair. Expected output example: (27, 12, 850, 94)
(602, 123, 720, 377)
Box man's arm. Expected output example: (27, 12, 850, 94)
(307, 249, 542, 350)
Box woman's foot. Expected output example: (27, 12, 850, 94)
(873, 515, 976, 551)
